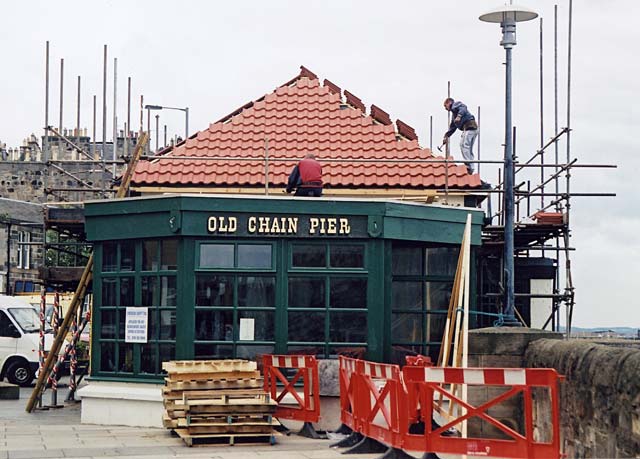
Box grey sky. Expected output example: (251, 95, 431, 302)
(1, 1, 637, 327)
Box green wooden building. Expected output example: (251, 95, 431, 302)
(85, 194, 483, 383)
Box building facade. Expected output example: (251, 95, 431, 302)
(85, 195, 483, 383)
(0, 198, 45, 294)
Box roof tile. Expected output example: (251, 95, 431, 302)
(133, 69, 482, 189)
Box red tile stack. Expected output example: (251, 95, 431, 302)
(132, 67, 481, 189)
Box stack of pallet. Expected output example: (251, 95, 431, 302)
(162, 359, 278, 447)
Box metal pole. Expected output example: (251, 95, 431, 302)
(185, 107, 189, 140)
(477, 106, 481, 176)
(76, 76, 81, 158)
(126, 76, 131, 156)
(554, 5, 560, 210)
(565, 0, 574, 338)
(429, 115, 433, 152)
(58, 59, 64, 133)
(102, 45, 107, 160)
(92, 96, 96, 158)
(163, 124, 167, 148)
(155, 114, 159, 152)
(502, 19, 519, 326)
(539, 17, 545, 210)
(140, 95, 144, 135)
(44, 41, 49, 166)
(112, 57, 117, 176)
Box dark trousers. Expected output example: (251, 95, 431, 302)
(294, 187, 322, 197)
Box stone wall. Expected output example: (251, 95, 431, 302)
(525, 339, 640, 458)
(0, 161, 115, 203)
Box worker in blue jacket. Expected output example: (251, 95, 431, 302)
(442, 98, 478, 174)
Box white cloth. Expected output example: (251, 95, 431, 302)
(459, 129, 479, 173)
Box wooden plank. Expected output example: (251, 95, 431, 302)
(162, 387, 265, 400)
(170, 404, 277, 416)
(176, 414, 278, 428)
(184, 424, 274, 435)
(166, 370, 261, 382)
(174, 429, 276, 447)
(164, 377, 263, 391)
(185, 397, 275, 407)
(163, 360, 256, 374)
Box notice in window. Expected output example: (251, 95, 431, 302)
(125, 307, 148, 343)
(239, 318, 255, 341)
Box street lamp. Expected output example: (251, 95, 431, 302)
(144, 104, 189, 141)
(480, 4, 537, 326)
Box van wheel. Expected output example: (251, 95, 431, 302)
(6, 361, 33, 387)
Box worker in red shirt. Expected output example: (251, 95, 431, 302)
(286, 154, 323, 197)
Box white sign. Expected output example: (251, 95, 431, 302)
(239, 318, 255, 341)
(125, 307, 148, 343)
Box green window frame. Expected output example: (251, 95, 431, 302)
(390, 243, 459, 362)
(194, 241, 276, 360)
(93, 239, 178, 380)
(286, 241, 368, 358)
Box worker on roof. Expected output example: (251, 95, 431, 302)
(286, 154, 323, 197)
(442, 98, 478, 174)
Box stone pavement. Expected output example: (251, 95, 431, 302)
(0, 383, 383, 459)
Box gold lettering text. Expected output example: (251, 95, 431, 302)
(309, 218, 319, 234)
(248, 217, 257, 233)
(327, 218, 337, 235)
(339, 218, 351, 235)
(287, 217, 298, 234)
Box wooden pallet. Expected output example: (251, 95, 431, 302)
(166, 370, 261, 382)
(168, 403, 277, 417)
(164, 377, 263, 391)
(163, 360, 257, 374)
(163, 387, 265, 401)
(177, 413, 277, 427)
(174, 429, 277, 447)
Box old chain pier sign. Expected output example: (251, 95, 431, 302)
(206, 214, 367, 237)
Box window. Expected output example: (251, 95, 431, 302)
(194, 242, 276, 361)
(95, 239, 178, 377)
(199, 243, 272, 269)
(0, 311, 19, 337)
(17, 231, 31, 269)
(287, 242, 368, 358)
(391, 243, 458, 361)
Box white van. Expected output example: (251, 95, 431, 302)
(0, 295, 53, 386)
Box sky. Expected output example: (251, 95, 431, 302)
(0, 0, 637, 328)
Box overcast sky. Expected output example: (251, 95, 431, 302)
(1, 1, 637, 328)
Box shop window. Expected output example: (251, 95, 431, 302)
(288, 277, 325, 308)
(161, 240, 178, 270)
(329, 311, 367, 342)
(288, 311, 325, 342)
(120, 241, 135, 271)
(194, 343, 233, 360)
(292, 244, 326, 267)
(391, 242, 458, 362)
(102, 242, 118, 272)
(330, 245, 364, 268)
(95, 239, 178, 379)
(330, 278, 367, 308)
(237, 244, 272, 268)
(195, 309, 234, 341)
(200, 244, 234, 268)
(425, 247, 460, 277)
(142, 241, 159, 271)
(392, 246, 422, 276)
(238, 276, 275, 307)
(238, 310, 274, 341)
(196, 275, 234, 306)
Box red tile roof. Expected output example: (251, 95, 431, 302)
(132, 67, 481, 189)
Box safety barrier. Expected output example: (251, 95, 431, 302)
(262, 354, 320, 424)
(337, 355, 359, 431)
(333, 356, 562, 459)
(403, 365, 563, 459)
(357, 360, 406, 449)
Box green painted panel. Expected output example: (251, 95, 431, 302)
(382, 217, 482, 246)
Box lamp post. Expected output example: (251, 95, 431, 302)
(144, 104, 189, 141)
(480, 4, 537, 326)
